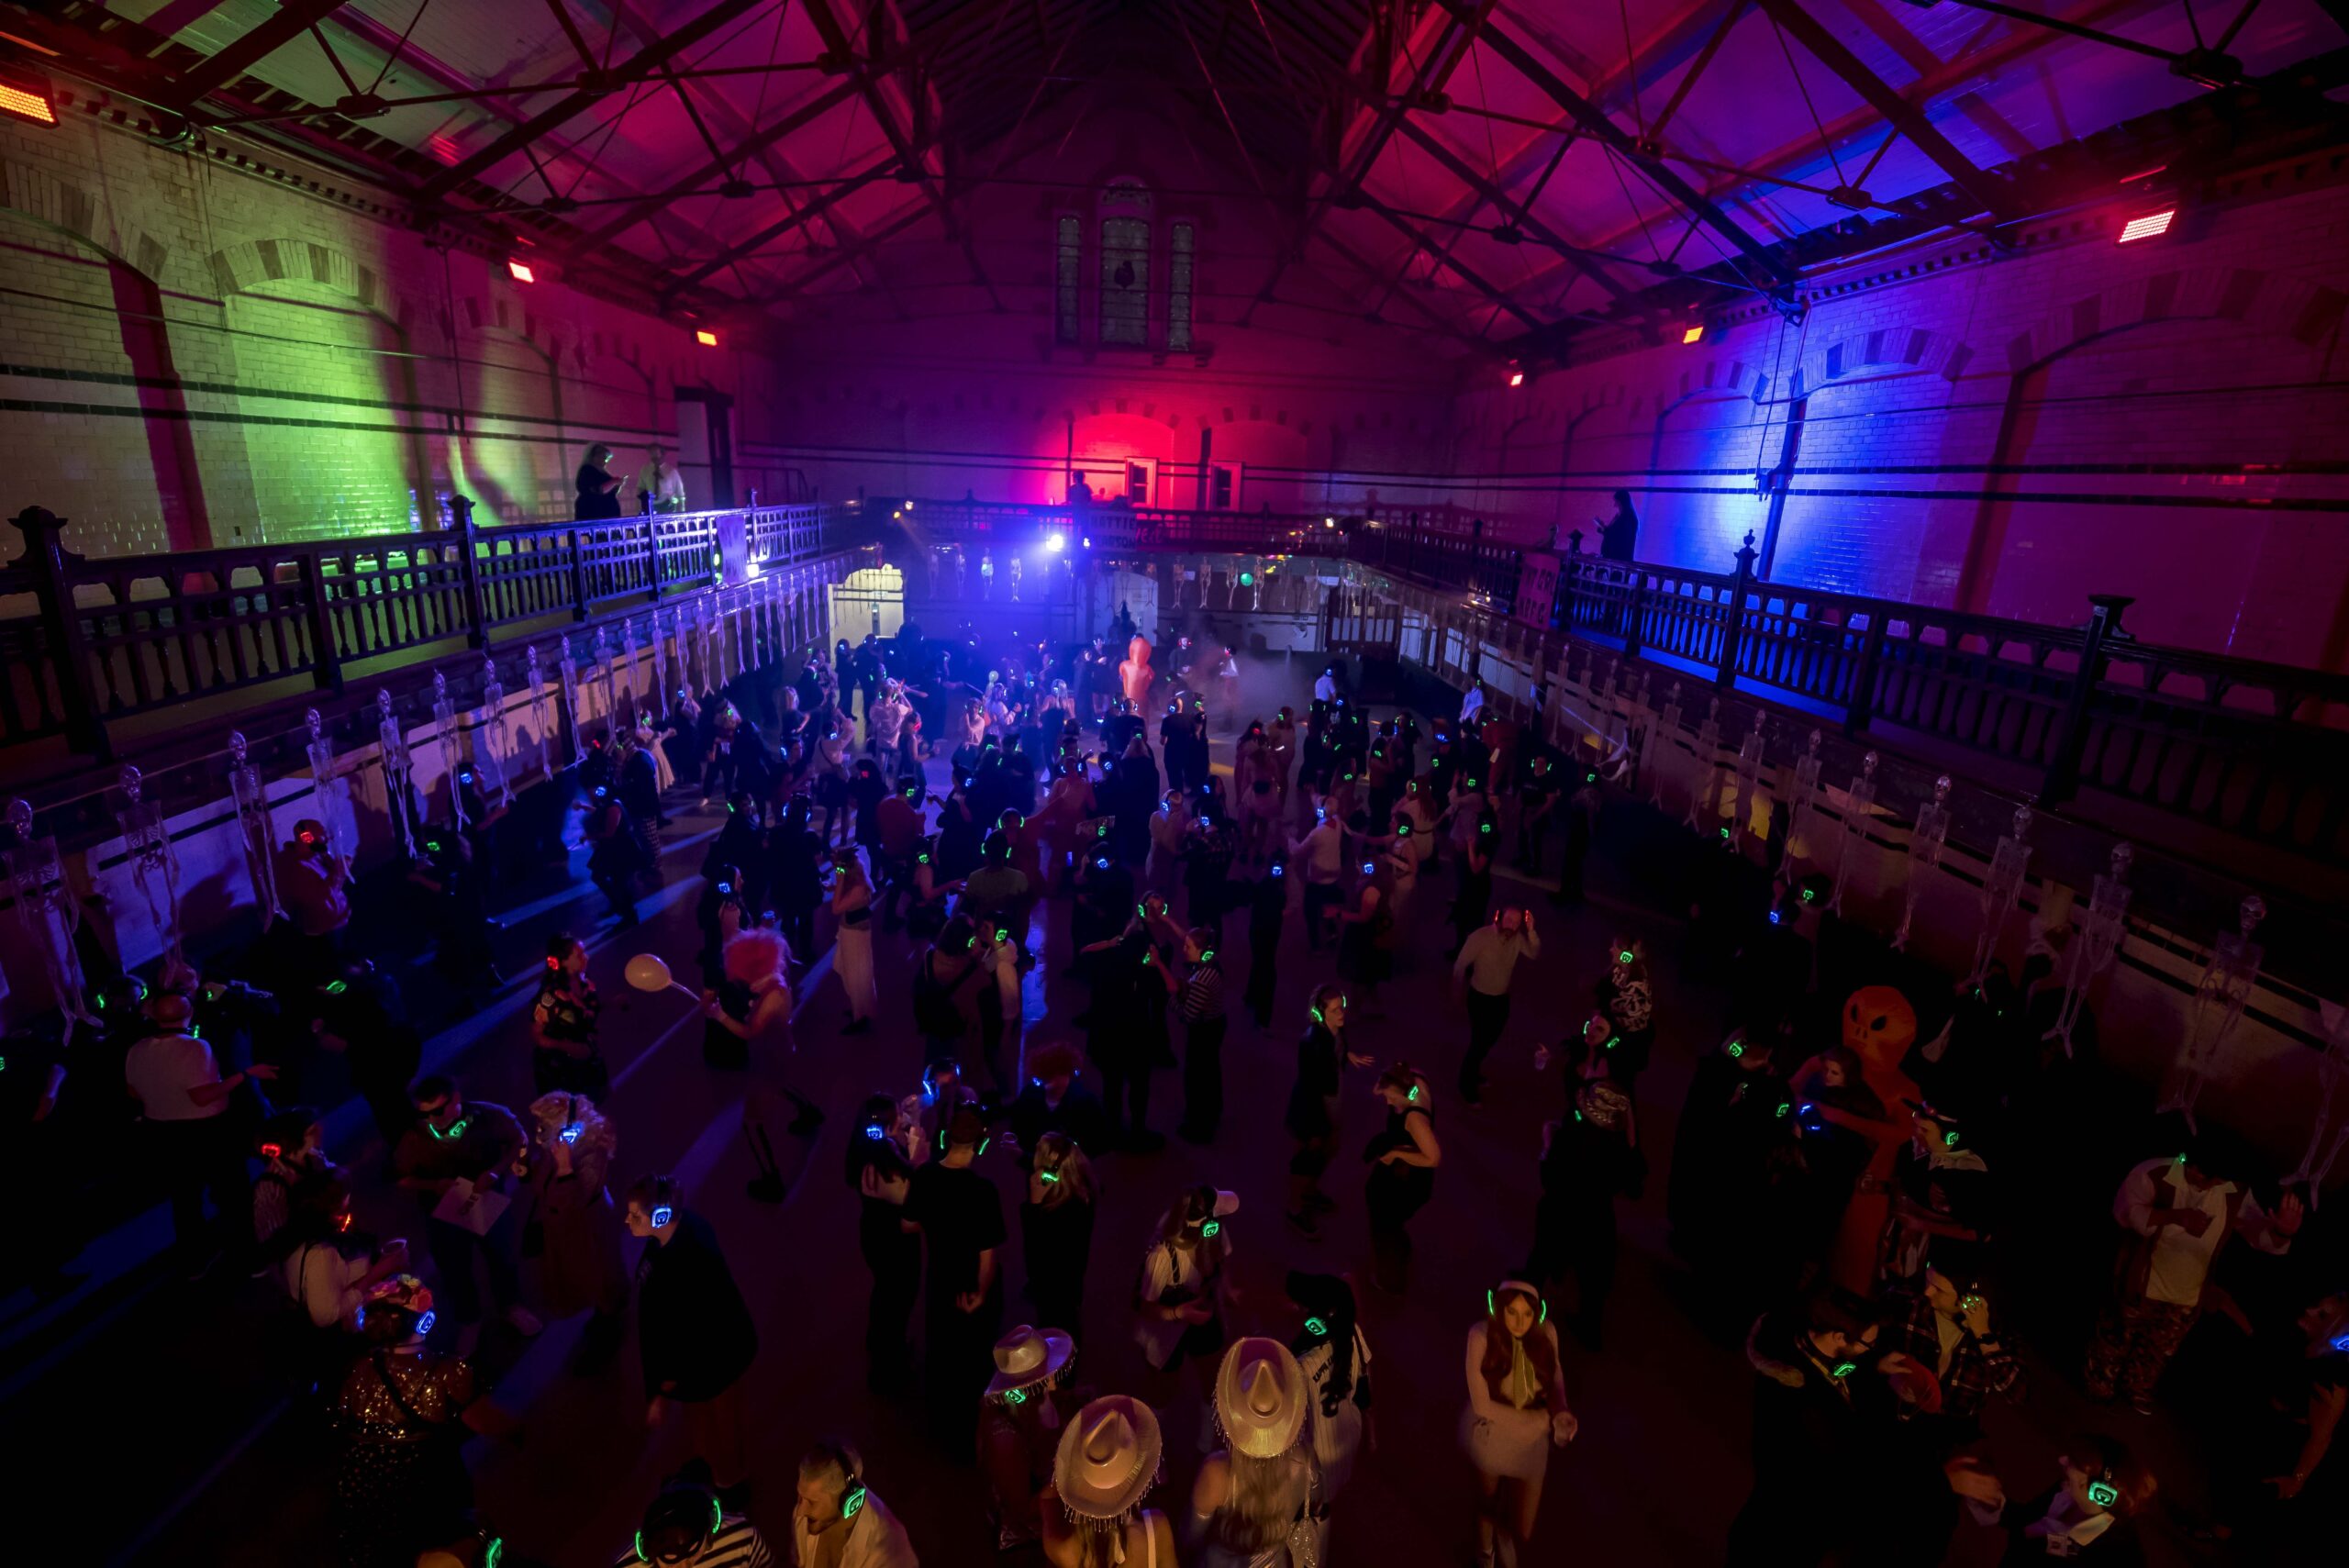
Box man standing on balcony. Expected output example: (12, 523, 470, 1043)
(1594, 490, 1640, 562)
(635, 444, 688, 514)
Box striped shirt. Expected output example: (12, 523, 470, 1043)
(613, 1516, 774, 1567)
(1180, 962, 1228, 1023)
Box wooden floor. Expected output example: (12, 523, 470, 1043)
(5, 671, 2243, 1566)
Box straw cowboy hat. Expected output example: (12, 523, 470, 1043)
(1215, 1337, 1308, 1459)
(987, 1323, 1075, 1398)
(1053, 1396, 1163, 1519)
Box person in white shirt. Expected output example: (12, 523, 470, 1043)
(634, 444, 688, 513)
(1298, 810, 1347, 951)
(124, 990, 278, 1272)
(1451, 906, 1542, 1106)
(788, 1438, 918, 1568)
(1313, 667, 1338, 703)
(2086, 1143, 2301, 1412)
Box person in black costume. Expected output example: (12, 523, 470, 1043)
(1285, 984, 1371, 1237)
(573, 442, 622, 521)
(624, 1176, 758, 1496)
(846, 1094, 919, 1393)
(1020, 1130, 1097, 1338)
(1363, 1062, 1441, 1293)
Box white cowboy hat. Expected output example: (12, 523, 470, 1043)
(1214, 1337, 1308, 1459)
(986, 1323, 1075, 1398)
(1053, 1395, 1163, 1519)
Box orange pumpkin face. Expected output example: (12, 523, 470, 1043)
(1842, 984, 1918, 1069)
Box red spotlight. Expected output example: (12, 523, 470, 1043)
(696, 329, 719, 348)
(0, 77, 56, 127)
(2116, 209, 2176, 244)
(507, 258, 536, 283)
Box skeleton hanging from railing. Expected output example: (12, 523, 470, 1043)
(2291, 1003, 2349, 1206)
(616, 618, 641, 728)
(1965, 806, 2034, 984)
(587, 625, 617, 743)
(1829, 751, 1879, 916)
(1785, 730, 1826, 874)
(1684, 698, 1725, 833)
(1643, 683, 1680, 807)
(1731, 709, 1768, 851)
(1892, 774, 1954, 952)
(303, 707, 354, 861)
(225, 732, 283, 931)
(5, 798, 96, 1042)
(114, 764, 185, 970)
(525, 645, 555, 778)
(474, 653, 517, 807)
(2045, 843, 2133, 1057)
(556, 636, 585, 768)
(429, 672, 469, 832)
(649, 607, 674, 719)
(2159, 895, 2266, 1132)
(376, 689, 423, 860)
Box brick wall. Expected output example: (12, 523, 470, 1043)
(1450, 176, 2349, 669)
(1, 106, 760, 559)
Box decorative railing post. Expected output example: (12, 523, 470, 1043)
(2040, 593, 2133, 806)
(11, 506, 110, 759)
(1620, 563, 1646, 661)
(642, 515, 664, 599)
(567, 523, 593, 621)
(1715, 530, 1756, 688)
(1842, 609, 1887, 736)
(302, 550, 345, 698)
(449, 493, 487, 649)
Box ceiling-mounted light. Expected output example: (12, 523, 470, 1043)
(1506, 361, 1525, 388)
(1682, 324, 1705, 345)
(507, 259, 536, 283)
(696, 329, 719, 347)
(2117, 209, 2176, 244)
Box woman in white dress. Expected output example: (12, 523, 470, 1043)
(828, 847, 878, 1033)
(1462, 1279, 1578, 1568)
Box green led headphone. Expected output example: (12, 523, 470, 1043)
(1831, 1359, 1858, 1379)
(634, 1488, 721, 1564)
(1486, 1281, 1547, 1323)
(425, 1109, 472, 1141)
(841, 1470, 868, 1519)
(1726, 1040, 1745, 1058)
(484, 1537, 503, 1568)
(2085, 1460, 2120, 1509)
(1304, 1316, 1329, 1337)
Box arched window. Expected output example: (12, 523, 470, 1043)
(1099, 180, 1151, 347)
(1054, 214, 1081, 345)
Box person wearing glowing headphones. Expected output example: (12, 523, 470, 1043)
(1952, 1432, 2154, 1564)
(395, 1076, 540, 1348)
(1364, 1063, 1442, 1294)
(626, 1177, 759, 1500)
(1463, 1281, 1576, 1568)
(791, 1438, 917, 1567)
(902, 1107, 1008, 1452)
(613, 1473, 774, 1567)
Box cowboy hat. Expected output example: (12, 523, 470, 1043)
(987, 1324, 1075, 1398)
(1053, 1396, 1163, 1519)
(1215, 1337, 1308, 1458)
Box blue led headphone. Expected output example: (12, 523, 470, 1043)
(557, 1094, 584, 1146)
(650, 1205, 674, 1228)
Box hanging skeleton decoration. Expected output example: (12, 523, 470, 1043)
(376, 688, 423, 860)
(2160, 895, 2266, 1132)
(615, 618, 640, 729)
(1785, 730, 1826, 873)
(649, 607, 674, 720)
(1684, 698, 1725, 834)
(524, 645, 554, 779)
(1829, 751, 1879, 915)
(429, 671, 469, 831)
(5, 798, 96, 1041)
(1892, 774, 1954, 951)
(1731, 708, 1769, 851)
(2044, 843, 2133, 1057)
(114, 764, 185, 970)
(225, 732, 282, 930)
(1965, 806, 2034, 984)
(304, 707, 353, 860)
(557, 636, 585, 768)
(587, 625, 617, 743)
(475, 654, 517, 807)
(2290, 1003, 2349, 1205)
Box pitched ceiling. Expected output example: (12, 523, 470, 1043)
(12, 1, 2347, 355)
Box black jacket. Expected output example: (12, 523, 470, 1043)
(637, 1210, 757, 1402)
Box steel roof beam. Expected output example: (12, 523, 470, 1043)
(662, 159, 902, 292)
(1431, 0, 1787, 287)
(163, 0, 352, 112)
(412, 0, 774, 203)
(1753, 0, 2019, 221)
(1390, 119, 1639, 301)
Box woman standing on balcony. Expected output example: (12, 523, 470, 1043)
(573, 443, 623, 521)
(1594, 489, 1639, 562)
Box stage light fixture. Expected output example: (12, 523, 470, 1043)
(1506, 366, 1525, 387)
(696, 328, 719, 346)
(0, 77, 57, 126)
(1045, 532, 1066, 553)
(2117, 209, 2176, 244)
(1682, 324, 1705, 345)
(507, 259, 536, 283)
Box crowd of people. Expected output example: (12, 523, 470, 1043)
(12, 612, 2342, 1568)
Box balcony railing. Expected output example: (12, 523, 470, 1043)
(2, 500, 864, 766)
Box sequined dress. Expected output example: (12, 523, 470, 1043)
(333, 1347, 477, 1567)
